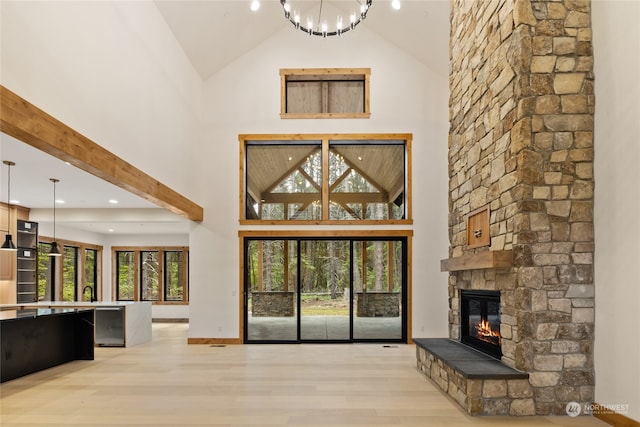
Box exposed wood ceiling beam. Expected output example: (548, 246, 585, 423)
(0, 85, 203, 222)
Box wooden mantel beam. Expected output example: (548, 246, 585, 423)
(0, 85, 203, 222)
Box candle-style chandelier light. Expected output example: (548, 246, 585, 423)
(280, 0, 373, 37)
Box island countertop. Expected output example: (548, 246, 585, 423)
(0, 301, 147, 309)
(0, 301, 152, 347)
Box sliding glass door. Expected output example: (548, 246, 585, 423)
(245, 237, 406, 343)
(352, 240, 404, 340)
(245, 239, 298, 341)
(299, 240, 351, 341)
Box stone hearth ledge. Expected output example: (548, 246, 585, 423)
(414, 338, 534, 416)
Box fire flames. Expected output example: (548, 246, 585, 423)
(474, 319, 501, 344)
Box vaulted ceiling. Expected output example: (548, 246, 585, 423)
(154, 0, 450, 79)
(1, 1, 450, 234)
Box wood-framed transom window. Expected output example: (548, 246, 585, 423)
(239, 133, 412, 225)
(280, 68, 371, 119)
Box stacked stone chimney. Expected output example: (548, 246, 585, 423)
(447, 0, 594, 415)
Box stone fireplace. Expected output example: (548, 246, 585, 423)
(424, 0, 596, 416)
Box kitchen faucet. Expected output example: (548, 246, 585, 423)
(82, 285, 96, 302)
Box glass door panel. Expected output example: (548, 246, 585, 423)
(299, 240, 350, 341)
(246, 240, 298, 342)
(353, 240, 403, 340)
(244, 237, 406, 343)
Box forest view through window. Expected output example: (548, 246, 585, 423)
(242, 134, 411, 224)
(244, 237, 407, 343)
(115, 247, 188, 303)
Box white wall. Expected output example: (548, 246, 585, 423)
(592, 1, 640, 421)
(0, 0, 203, 200)
(1, 0, 200, 320)
(189, 24, 450, 339)
(1, 1, 450, 340)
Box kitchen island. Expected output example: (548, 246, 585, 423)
(0, 308, 94, 382)
(0, 301, 152, 347)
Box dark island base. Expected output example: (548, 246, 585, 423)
(1, 309, 95, 383)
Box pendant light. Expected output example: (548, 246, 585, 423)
(1, 160, 17, 251)
(49, 178, 62, 257)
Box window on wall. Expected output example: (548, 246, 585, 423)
(37, 242, 54, 301)
(141, 251, 159, 301)
(280, 68, 371, 119)
(84, 249, 98, 301)
(329, 141, 406, 220)
(114, 247, 189, 304)
(164, 251, 186, 302)
(240, 134, 412, 224)
(62, 246, 78, 302)
(116, 251, 135, 301)
(37, 237, 102, 302)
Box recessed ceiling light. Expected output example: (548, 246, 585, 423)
(108, 199, 119, 204)
(55, 199, 64, 204)
(108, 229, 114, 233)
(250, 0, 260, 12)
(9, 199, 20, 204)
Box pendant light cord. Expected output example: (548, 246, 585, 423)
(7, 163, 11, 233)
(52, 180, 56, 241)
(3, 161, 14, 236)
(50, 178, 59, 242)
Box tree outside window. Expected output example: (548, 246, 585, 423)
(242, 135, 411, 223)
(164, 251, 185, 301)
(117, 251, 135, 301)
(62, 246, 78, 301)
(141, 251, 159, 301)
(37, 242, 53, 301)
(114, 247, 188, 303)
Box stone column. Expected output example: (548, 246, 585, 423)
(448, 0, 594, 415)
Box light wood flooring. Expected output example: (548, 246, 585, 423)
(0, 323, 609, 426)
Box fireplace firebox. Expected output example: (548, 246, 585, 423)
(460, 290, 501, 359)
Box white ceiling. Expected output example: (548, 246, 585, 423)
(0, 133, 190, 235)
(0, 0, 450, 236)
(154, 0, 450, 79)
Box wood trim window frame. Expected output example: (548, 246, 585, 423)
(111, 246, 189, 305)
(38, 236, 103, 302)
(234, 230, 414, 345)
(280, 68, 371, 119)
(239, 133, 413, 225)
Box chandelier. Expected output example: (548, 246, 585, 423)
(280, 0, 373, 37)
